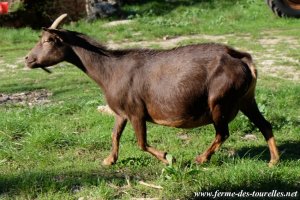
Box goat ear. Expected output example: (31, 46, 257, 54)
(42, 27, 65, 42)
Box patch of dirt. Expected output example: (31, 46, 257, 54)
(259, 36, 299, 47)
(256, 35, 299, 80)
(107, 34, 229, 49)
(257, 58, 300, 80)
(103, 19, 133, 27)
(0, 57, 24, 72)
(5, 63, 19, 69)
(241, 134, 258, 141)
(0, 60, 5, 72)
(259, 38, 285, 46)
(0, 89, 52, 106)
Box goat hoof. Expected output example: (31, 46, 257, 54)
(102, 157, 116, 166)
(195, 155, 209, 164)
(268, 158, 279, 167)
(158, 157, 169, 165)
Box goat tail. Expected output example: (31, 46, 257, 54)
(227, 47, 257, 98)
(241, 53, 257, 81)
(227, 47, 257, 80)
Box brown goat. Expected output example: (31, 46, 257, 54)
(25, 14, 279, 166)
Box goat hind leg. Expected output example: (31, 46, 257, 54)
(241, 100, 279, 166)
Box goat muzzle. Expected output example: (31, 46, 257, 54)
(25, 56, 52, 74)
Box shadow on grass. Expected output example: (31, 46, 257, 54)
(0, 168, 135, 197)
(236, 140, 300, 162)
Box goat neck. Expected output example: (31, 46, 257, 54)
(64, 33, 114, 92)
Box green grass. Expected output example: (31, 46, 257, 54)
(0, 0, 300, 199)
(62, 0, 300, 42)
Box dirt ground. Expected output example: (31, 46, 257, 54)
(0, 89, 52, 106)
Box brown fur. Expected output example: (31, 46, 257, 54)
(25, 28, 279, 166)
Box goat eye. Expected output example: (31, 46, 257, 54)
(43, 38, 55, 44)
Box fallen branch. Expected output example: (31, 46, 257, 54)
(138, 181, 163, 189)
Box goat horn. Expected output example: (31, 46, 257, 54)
(50, 13, 68, 29)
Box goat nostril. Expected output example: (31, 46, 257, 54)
(25, 56, 28, 60)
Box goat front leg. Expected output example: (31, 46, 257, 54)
(131, 117, 168, 164)
(102, 115, 127, 166)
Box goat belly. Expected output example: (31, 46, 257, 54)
(148, 114, 212, 128)
(144, 82, 210, 128)
(146, 104, 212, 128)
